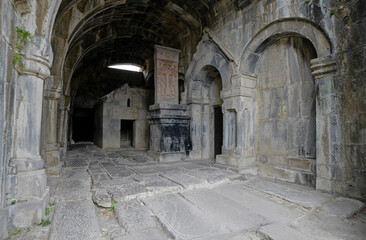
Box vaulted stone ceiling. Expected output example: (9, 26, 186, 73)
(52, 0, 217, 107)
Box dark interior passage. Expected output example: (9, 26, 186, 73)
(214, 106, 223, 157)
(72, 108, 95, 142)
(121, 120, 134, 147)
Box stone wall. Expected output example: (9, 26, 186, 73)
(328, 0, 366, 199)
(184, 0, 365, 199)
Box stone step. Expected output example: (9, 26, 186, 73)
(258, 165, 316, 187)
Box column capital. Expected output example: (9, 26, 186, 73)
(16, 36, 53, 80)
(311, 55, 337, 80)
(221, 73, 258, 99)
(14, 0, 31, 14)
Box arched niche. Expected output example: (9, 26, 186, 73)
(239, 18, 332, 186)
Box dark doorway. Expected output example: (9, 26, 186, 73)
(120, 120, 134, 147)
(72, 108, 94, 142)
(214, 106, 223, 157)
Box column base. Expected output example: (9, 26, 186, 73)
(46, 162, 62, 175)
(0, 209, 8, 240)
(148, 150, 186, 162)
(148, 103, 191, 162)
(9, 187, 50, 228)
(216, 154, 256, 170)
(44, 147, 60, 168)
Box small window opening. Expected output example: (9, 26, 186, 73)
(108, 64, 142, 72)
(127, 98, 131, 107)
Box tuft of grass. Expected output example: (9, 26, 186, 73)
(45, 207, 50, 216)
(304, 0, 310, 4)
(27, 227, 31, 232)
(39, 218, 51, 227)
(12, 229, 21, 235)
(49, 201, 56, 207)
(330, 9, 335, 16)
(11, 200, 16, 205)
(110, 201, 115, 211)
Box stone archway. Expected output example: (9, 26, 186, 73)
(200, 65, 223, 159)
(240, 18, 332, 74)
(184, 38, 232, 160)
(239, 18, 332, 186)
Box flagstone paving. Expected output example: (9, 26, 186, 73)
(6, 143, 366, 240)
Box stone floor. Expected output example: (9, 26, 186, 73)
(6, 143, 366, 240)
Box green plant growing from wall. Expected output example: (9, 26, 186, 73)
(13, 26, 33, 70)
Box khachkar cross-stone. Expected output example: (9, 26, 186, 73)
(154, 45, 181, 104)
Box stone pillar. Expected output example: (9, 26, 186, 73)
(58, 96, 70, 156)
(311, 56, 337, 193)
(186, 79, 204, 160)
(216, 73, 257, 171)
(43, 88, 62, 175)
(187, 102, 203, 160)
(148, 45, 190, 162)
(7, 42, 50, 228)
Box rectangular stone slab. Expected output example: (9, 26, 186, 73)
(213, 183, 304, 224)
(181, 189, 270, 233)
(160, 172, 206, 188)
(49, 200, 101, 240)
(142, 193, 218, 239)
(115, 229, 169, 240)
(128, 165, 162, 175)
(115, 199, 158, 233)
(243, 177, 330, 208)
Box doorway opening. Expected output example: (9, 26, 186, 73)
(214, 106, 223, 157)
(120, 120, 134, 147)
(72, 108, 94, 142)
